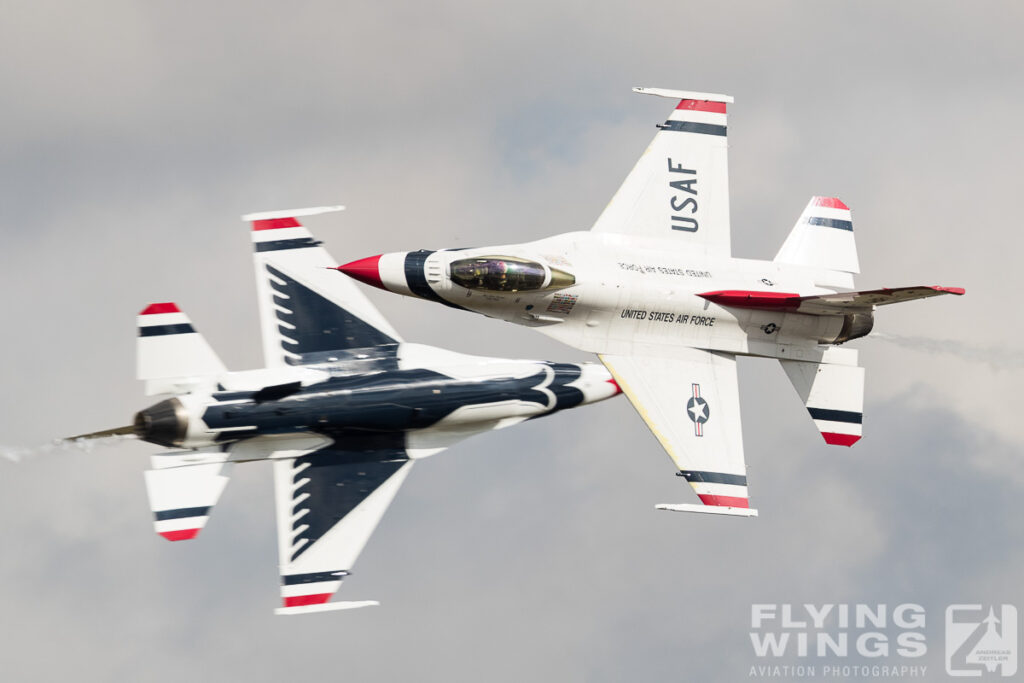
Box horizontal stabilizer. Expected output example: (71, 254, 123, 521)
(656, 503, 758, 517)
(137, 303, 226, 395)
(780, 358, 864, 446)
(144, 454, 232, 541)
(699, 286, 964, 315)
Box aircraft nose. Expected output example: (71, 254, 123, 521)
(337, 255, 385, 290)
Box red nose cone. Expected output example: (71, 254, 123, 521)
(337, 255, 384, 290)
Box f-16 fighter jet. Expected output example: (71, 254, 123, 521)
(69, 206, 620, 614)
(337, 88, 965, 519)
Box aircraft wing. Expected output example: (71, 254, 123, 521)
(599, 348, 756, 516)
(590, 88, 733, 257)
(246, 207, 404, 368)
(259, 437, 414, 615)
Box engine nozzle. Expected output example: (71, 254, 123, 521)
(831, 312, 875, 344)
(133, 398, 188, 447)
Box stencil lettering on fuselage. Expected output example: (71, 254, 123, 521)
(618, 309, 716, 327)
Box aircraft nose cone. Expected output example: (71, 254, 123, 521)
(337, 254, 385, 290)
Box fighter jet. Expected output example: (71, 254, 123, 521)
(337, 87, 965, 518)
(69, 206, 620, 614)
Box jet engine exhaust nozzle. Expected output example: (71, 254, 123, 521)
(832, 312, 875, 344)
(134, 398, 189, 447)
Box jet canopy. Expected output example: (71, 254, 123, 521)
(449, 256, 575, 293)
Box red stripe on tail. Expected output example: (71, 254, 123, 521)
(697, 494, 749, 508)
(676, 100, 727, 114)
(812, 197, 849, 210)
(283, 593, 332, 608)
(822, 432, 861, 447)
(252, 217, 301, 231)
(159, 529, 199, 541)
(140, 303, 181, 315)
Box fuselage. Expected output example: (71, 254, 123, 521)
(133, 342, 619, 454)
(340, 231, 869, 363)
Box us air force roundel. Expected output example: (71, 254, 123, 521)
(687, 383, 710, 436)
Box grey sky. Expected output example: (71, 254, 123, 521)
(1, 2, 1021, 681)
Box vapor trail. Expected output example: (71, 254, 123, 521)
(1, 434, 135, 463)
(871, 332, 1023, 369)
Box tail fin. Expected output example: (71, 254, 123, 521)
(144, 453, 232, 541)
(775, 197, 859, 287)
(780, 356, 864, 447)
(137, 303, 226, 395)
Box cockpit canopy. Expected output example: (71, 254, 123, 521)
(449, 256, 575, 293)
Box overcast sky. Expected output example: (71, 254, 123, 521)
(2, 2, 1022, 681)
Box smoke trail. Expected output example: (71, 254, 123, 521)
(1, 434, 136, 463)
(872, 332, 1024, 369)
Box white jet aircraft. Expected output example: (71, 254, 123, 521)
(337, 88, 965, 518)
(69, 206, 620, 614)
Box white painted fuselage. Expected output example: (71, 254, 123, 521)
(370, 232, 858, 364)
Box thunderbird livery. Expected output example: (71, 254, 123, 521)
(70, 207, 619, 615)
(338, 87, 965, 518)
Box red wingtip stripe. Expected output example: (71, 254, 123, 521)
(252, 217, 302, 231)
(140, 302, 181, 316)
(607, 378, 622, 395)
(812, 197, 850, 210)
(159, 528, 199, 541)
(676, 99, 727, 114)
(697, 494, 750, 508)
(283, 593, 333, 608)
(932, 286, 966, 295)
(822, 432, 861, 447)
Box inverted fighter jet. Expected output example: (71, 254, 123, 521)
(337, 88, 965, 518)
(69, 206, 620, 614)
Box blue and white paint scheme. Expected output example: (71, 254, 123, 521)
(76, 206, 620, 616)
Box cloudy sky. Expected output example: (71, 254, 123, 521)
(2, 2, 1022, 681)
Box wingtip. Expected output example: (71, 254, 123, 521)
(241, 205, 345, 222)
(812, 196, 850, 211)
(140, 302, 181, 316)
(822, 432, 861, 447)
(632, 86, 734, 103)
(932, 286, 966, 296)
(274, 600, 379, 616)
